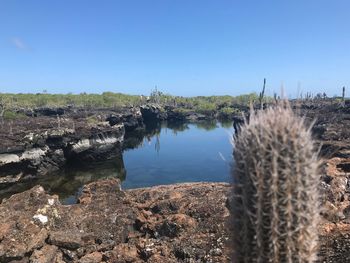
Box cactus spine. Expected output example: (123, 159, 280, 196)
(232, 103, 320, 262)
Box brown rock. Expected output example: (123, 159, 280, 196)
(168, 213, 197, 228)
(29, 245, 58, 263)
(27, 228, 48, 251)
(0, 240, 27, 260)
(0, 222, 47, 260)
(322, 201, 341, 222)
(78, 178, 124, 205)
(104, 244, 138, 262)
(155, 220, 180, 238)
(8, 259, 29, 263)
(330, 176, 348, 202)
(78, 251, 103, 263)
(53, 251, 65, 263)
(0, 222, 11, 241)
(48, 231, 84, 250)
(60, 248, 77, 261)
(147, 254, 176, 263)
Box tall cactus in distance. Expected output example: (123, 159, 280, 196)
(259, 78, 266, 109)
(232, 102, 320, 262)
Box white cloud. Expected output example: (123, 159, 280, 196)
(11, 37, 28, 50)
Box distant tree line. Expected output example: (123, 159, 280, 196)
(0, 91, 263, 119)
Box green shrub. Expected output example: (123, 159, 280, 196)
(86, 115, 100, 125)
(3, 110, 26, 120)
(0, 92, 263, 113)
(219, 107, 240, 116)
(173, 108, 193, 114)
(195, 102, 217, 115)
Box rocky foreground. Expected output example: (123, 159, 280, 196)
(1, 170, 350, 263)
(0, 179, 232, 262)
(1, 100, 350, 262)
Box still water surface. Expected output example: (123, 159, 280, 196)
(0, 121, 234, 204)
(123, 121, 233, 189)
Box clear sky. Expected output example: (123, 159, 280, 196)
(0, 0, 349, 97)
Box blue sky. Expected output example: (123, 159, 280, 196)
(0, 0, 349, 97)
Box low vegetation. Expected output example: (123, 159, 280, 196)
(1, 87, 345, 121)
(0, 90, 261, 119)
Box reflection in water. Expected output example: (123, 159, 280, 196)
(219, 120, 235, 129)
(0, 120, 233, 204)
(155, 134, 160, 154)
(122, 120, 234, 189)
(194, 120, 218, 131)
(166, 122, 190, 135)
(0, 154, 126, 204)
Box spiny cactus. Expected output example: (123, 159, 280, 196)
(259, 78, 266, 109)
(232, 103, 320, 262)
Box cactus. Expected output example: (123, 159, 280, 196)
(259, 78, 266, 109)
(232, 103, 320, 262)
(273, 92, 278, 103)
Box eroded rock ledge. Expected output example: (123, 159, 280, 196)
(0, 104, 227, 187)
(1, 178, 350, 263)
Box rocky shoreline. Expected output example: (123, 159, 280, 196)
(0, 104, 219, 188)
(1, 100, 350, 262)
